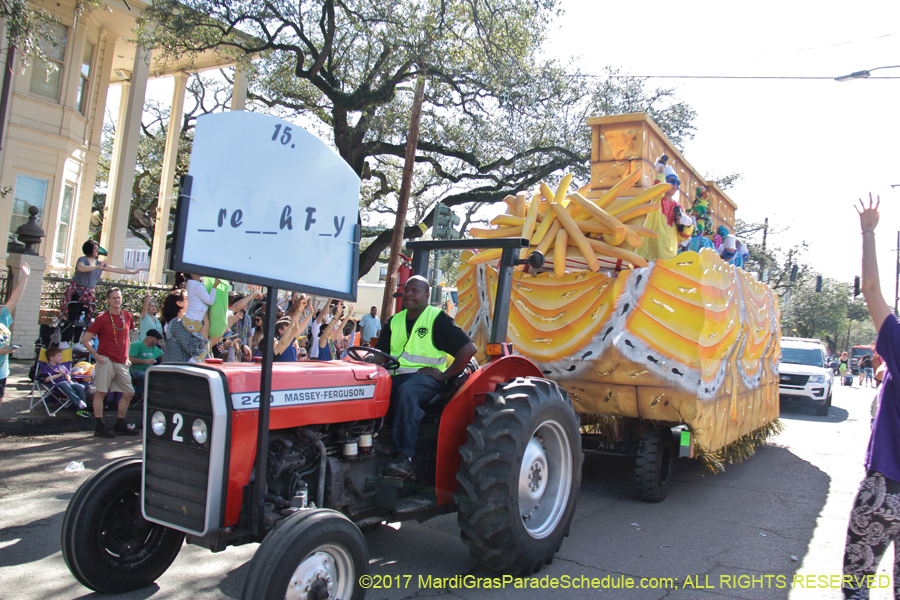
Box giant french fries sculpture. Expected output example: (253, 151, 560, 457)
(469, 169, 665, 272)
(456, 167, 782, 470)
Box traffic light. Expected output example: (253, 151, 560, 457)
(789, 264, 799, 282)
(854, 276, 861, 298)
(432, 204, 461, 239)
(433, 204, 451, 239)
(815, 275, 822, 293)
(447, 210, 461, 239)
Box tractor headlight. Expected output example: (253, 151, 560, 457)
(191, 418, 208, 445)
(151, 411, 167, 436)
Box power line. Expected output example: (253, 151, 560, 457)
(749, 32, 899, 58)
(582, 74, 900, 80)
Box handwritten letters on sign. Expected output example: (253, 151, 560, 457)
(178, 112, 361, 297)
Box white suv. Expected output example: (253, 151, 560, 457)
(779, 337, 834, 416)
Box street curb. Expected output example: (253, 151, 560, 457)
(0, 413, 143, 436)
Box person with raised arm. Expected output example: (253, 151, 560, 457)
(59, 240, 140, 345)
(843, 194, 900, 599)
(0, 263, 30, 407)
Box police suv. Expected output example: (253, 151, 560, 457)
(778, 337, 833, 416)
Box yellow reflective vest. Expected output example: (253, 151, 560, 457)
(389, 305, 448, 375)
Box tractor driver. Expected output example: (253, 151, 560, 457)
(374, 275, 477, 479)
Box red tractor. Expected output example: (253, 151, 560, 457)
(61, 239, 582, 599)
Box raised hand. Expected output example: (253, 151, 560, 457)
(856, 192, 880, 232)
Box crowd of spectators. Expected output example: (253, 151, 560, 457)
(35, 261, 390, 433)
(151, 283, 378, 367)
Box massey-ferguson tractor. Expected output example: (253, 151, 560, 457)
(60, 238, 582, 599)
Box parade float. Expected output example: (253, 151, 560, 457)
(454, 113, 782, 501)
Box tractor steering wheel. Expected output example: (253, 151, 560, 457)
(346, 346, 401, 371)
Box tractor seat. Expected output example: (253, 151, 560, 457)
(422, 357, 479, 414)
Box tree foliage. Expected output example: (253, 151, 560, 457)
(735, 218, 806, 297)
(134, 0, 697, 275)
(781, 278, 851, 348)
(736, 218, 873, 353)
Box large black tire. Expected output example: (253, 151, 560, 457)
(816, 392, 833, 417)
(241, 509, 367, 600)
(456, 377, 582, 576)
(61, 457, 184, 594)
(635, 426, 674, 503)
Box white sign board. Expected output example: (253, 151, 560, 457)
(173, 112, 361, 299)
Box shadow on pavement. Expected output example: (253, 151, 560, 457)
(362, 443, 830, 599)
(71, 584, 159, 600)
(0, 516, 60, 566)
(780, 404, 850, 423)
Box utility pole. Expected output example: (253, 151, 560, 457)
(380, 66, 426, 324)
(760, 217, 769, 282)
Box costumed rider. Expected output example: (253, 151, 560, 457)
(677, 214, 715, 254)
(718, 235, 743, 267)
(713, 225, 729, 250)
(373, 275, 477, 480)
(737, 241, 750, 266)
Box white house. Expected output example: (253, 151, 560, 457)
(0, 0, 248, 279)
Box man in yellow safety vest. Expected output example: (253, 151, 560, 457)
(374, 276, 477, 479)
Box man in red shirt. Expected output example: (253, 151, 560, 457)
(82, 287, 138, 438)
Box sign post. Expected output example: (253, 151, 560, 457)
(170, 112, 361, 538)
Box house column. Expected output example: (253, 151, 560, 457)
(231, 64, 248, 111)
(72, 31, 115, 266)
(148, 71, 189, 283)
(99, 45, 150, 267)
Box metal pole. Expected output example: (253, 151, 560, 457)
(489, 247, 518, 344)
(380, 66, 427, 324)
(252, 285, 278, 538)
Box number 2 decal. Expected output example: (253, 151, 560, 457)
(172, 413, 184, 443)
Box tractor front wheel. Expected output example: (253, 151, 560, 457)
(61, 457, 184, 594)
(456, 377, 582, 576)
(241, 509, 367, 600)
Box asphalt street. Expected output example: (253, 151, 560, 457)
(0, 381, 890, 600)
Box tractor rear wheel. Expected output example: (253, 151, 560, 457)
(635, 426, 674, 503)
(241, 509, 367, 600)
(456, 377, 582, 576)
(61, 457, 184, 594)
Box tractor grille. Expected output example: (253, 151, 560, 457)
(143, 371, 214, 534)
(779, 373, 810, 387)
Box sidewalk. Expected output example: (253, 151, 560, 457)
(0, 358, 142, 436)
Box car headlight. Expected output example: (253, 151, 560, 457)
(191, 418, 208, 445)
(151, 411, 167, 436)
(810, 375, 826, 383)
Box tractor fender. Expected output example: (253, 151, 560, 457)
(434, 356, 543, 505)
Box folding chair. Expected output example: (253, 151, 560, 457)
(29, 346, 76, 416)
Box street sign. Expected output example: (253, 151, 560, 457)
(172, 112, 361, 300)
